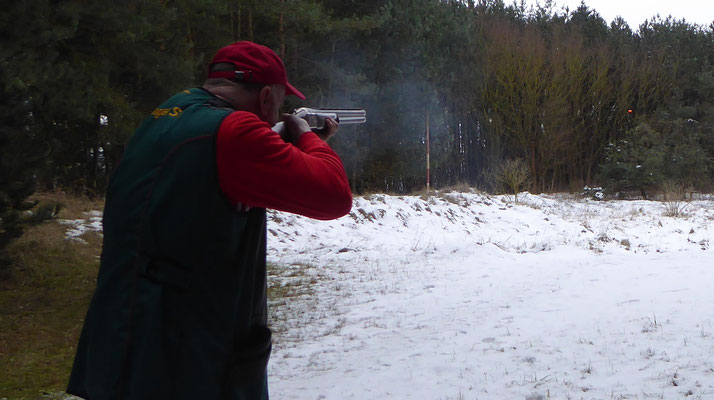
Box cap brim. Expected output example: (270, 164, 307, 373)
(286, 82, 306, 100)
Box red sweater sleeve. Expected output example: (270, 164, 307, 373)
(215, 111, 352, 220)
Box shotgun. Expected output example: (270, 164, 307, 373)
(272, 108, 366, 136)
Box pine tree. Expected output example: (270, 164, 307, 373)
(0, 67, 50, 270)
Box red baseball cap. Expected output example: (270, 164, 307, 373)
(208, 41, 305, 100)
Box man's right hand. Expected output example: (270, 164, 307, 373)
(280, 114, 311, 143)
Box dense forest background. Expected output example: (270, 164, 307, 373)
(1, 0, 713, 253)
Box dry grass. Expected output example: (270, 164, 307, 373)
(661, 182, 689, 217)
(266, 263, 331, 346)
(0, 192, 104, 399)
(439, 182, 477, 194)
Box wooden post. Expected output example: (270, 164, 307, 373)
(426, 110, 430, 191)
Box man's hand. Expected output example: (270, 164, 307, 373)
(280, 115, 339, 143)
(280, 114, 311, 143)
(316, 118, 339, 141)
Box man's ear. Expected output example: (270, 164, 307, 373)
(258, 85, 273, 119)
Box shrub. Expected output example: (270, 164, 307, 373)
(661, 181, 688, 217)
(598, 123, 665, 198)
(498, 159, 530, 204)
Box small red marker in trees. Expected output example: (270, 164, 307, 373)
(627, 109, 633, 114)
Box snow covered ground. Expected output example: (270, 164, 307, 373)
(265, 192, 714, 399)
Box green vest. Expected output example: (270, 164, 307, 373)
(68, 88, 270, 400)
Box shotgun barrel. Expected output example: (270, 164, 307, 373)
(272, 107, 366, 136)
(293, 108, 367, 128)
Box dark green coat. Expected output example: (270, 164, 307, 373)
(68, 88, 270, 400)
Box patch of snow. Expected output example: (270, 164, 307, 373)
(59, 211, 103, 241)
(266, 192, 714, 399)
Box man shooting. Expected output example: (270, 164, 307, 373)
(67, 41, 352, 400)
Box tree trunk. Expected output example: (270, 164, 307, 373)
(327, 39, 337, 104)
(530, 139, 537, 192)
(248, 9, 253, 42)
(237, 5, 242, 40)
(230, 8, 235, 39)
(279, 0, 285, 59)
(84, 117, 101, 197)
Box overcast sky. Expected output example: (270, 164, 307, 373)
(523, 0, 714, 29)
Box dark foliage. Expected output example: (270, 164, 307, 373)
(1, 0, 712, 201)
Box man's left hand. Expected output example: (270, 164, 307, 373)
(316, 118, 339, 141)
